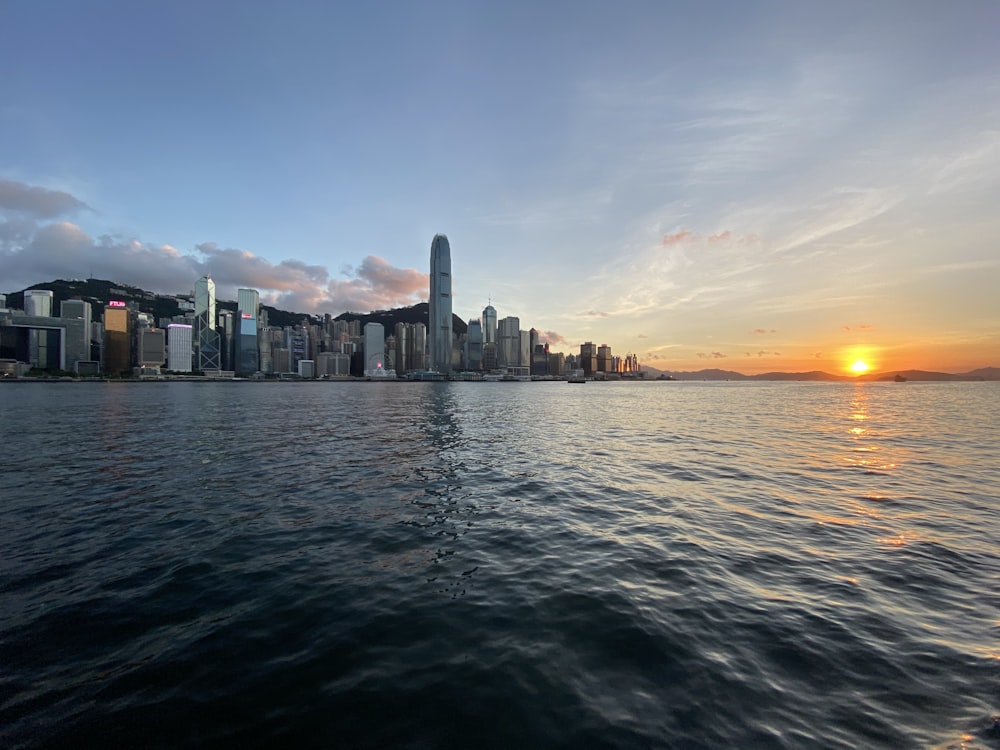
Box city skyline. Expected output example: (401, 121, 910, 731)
(2, 2, 998, 375)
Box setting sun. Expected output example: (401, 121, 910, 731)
(850, 360, 870, 374)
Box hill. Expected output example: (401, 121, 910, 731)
(334, 303, 468, 336)
(3, 278, 467, 335)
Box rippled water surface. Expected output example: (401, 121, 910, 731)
(2, 380, 999, 748)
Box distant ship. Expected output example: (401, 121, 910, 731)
(894, 373, 908, 382)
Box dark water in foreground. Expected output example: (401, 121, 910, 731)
(1, 380, 998, 749)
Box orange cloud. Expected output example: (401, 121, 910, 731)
(661, 230, 692, 246)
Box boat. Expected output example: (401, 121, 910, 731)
(894, 373, 907, 382)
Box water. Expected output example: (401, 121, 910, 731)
(1, 380, 998, 749)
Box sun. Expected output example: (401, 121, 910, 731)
(850, 360, 870, 374)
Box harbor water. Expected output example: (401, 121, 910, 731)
(1, 380, 998, 748)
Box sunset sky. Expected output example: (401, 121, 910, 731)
(2, 1, 998, 374)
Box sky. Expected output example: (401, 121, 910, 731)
(2, 1, 998, 374)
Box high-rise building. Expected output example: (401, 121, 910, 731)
(497, 316, 520, 368)
(597, 344, 612, 373)
(235, 288, 260, 375)
(194, 275, 220, 371)
(24, 290, 53, 317)
(580, 341, 598, 377)
(103, 302, 132, 375)
(429, 234, 452, 373)
(364, 322, 385, 375)
(218, 310, 234, 370)
(465, 319, 483, 370)
(167, 324, 193, 372)
(60, 299, 94, 366)
(482, 304, 497, 346)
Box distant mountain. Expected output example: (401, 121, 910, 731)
(3, 278, 467, 335)
(334, 303, 468, 336)
(643, 367, 998, 382)
(859, 369, 1000, 382)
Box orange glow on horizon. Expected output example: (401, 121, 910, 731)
(850, 360, 870, 374)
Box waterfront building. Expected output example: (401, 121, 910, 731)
(429, 234, 452, 373)
(272, 347, 291, 374)
(298, 359, 315, 379)
(235, 288, 260, 375)
(464, 319, 483, 370)
(286, 328, 309, 373)
(482, 303, 497, 346)
(364, 322, 385, 375)
(138, 328, 166, 367)
(218, 310, 234, 371)
(482, 341, 498, 371)
(549, 351, 565, 376)
(0, 310, 88, 371)
(531, 342, 550, 377)
(580, 342, 598, 377)
(24, 290, 53, 317)
(497, 316, 520, 368)
(194, 275, 220, 371)
(167, 324, 193, 372)
(597, 344, 612, 373)
(60, 299, 94, 364)
(519, 330, 530, 370)
(103, 302, 132, 375)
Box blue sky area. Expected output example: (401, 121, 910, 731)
(2, 1, 998, 372)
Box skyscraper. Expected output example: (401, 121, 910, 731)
(103, 302, 131, 375)
(194, 275, 220, 371)
(497, 316, 520, 369)
(235, 287, 260, 375)
(167, 324, 193, 372)
(429, 234, 452, 373)
(364, 322, 385, 375)
(482, 303, 497, 346)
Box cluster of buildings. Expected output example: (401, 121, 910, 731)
(1, 234, 642, 380)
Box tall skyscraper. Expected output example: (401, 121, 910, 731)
(497, 316, 520, 369)
(103, 302, 131, 375)
(429, 234, 452, 373)
(235, 287, 260, 375)
(465, 319, 483, 371)
(194, 275, 220, 371)
(364, 322, 385, 375)
(482, 303, 497, 346)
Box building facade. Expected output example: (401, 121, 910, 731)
(429, 234, 452, 373)
(194, 275, 220, 371)
(103, 303, 132, 375)
(167, 324, 193, 372)
(235, 287, 260, 375)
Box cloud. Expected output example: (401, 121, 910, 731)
(580, 310, 609, 317)
(757, 350, 781, 357)
(1, 187, 428, 315)
(539, 330, 566, 345)
(661, 230, 692, 246)
(752, 328, 777, 334)
(697, 352, 727, 359)
(842, 324, 874, 332)
(0, 178, 90, 218)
